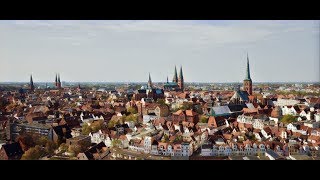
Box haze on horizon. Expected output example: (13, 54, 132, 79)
(0, 20, 319, 83)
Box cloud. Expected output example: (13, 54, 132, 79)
(0, 20, 318, 82)
(7, 20, 317, 47)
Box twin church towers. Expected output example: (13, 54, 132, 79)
(29, 73, 62, 91)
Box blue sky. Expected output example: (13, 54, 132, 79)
(0, 20, 319, 83)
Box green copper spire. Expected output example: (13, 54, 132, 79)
(30, 74, 33, 84)
(30, 74, 34, 90)
(245, 53, 251, 80)
(173, 65, 178, 83)
(58, 73, 61, 83)
(179, 66, 184, 81)
(148, 72, 153, 89)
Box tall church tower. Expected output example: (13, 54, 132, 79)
(55, 74, 58, 87)
(57, 73, 62, 89)
(243, 53, 252, 95)
(147, 73, 153, 89)
(30, 74, 35, 91)
(172, 66, 178, 83)
(178, 66, 184, 91)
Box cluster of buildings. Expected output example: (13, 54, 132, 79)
(0, 55, 320, 160)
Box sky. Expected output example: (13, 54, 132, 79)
(0, 20, 319, 83)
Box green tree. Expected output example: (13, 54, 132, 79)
(180, 102, 193, 111)
(91, 120, 104, 133)
(36, 136, 49, 147)
(200, 115, 209, 123)
(281, 114, 297, 124)
(81, 123, 91, 135)
(59, 143, 69, 154)
(163, 134, 169, 142)
(157, 99, 166, 105)
(45, 141, 58, 155)
(21, 145, 46, 160)
(127, 107, 137, 114)
(112, 139, 122, 148)
(68, 145, 81, 157)
(108, 120, 116, 128)
(195, 106, 203, 115)
(125, 114, 138, 123)
(82, 120, 105, 135)
(174, 135, 182, 142)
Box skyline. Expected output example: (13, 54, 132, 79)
(0, 20, 319, 83)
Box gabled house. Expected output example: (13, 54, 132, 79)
(261, 127, 272, 139)
(287, 123, 298, 131)
(154, 104, 170, 117)
(252, 119, 264, 130)
(77, 142, 109, 160)
(172, 110, 185, 124)
(282, 105, 300, 116)
(89, 130, 112, 147)
(208, 116, 226, 128)
(185, 110, 199, 124)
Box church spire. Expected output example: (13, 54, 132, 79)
(245, 53, 251, 80)
(167, 76, 169, 83)
(148, 72, 153, 89)
(55, 74, 58, 86)
(172, 65, 178, 83)
(178, 66, 184, 91)
(179, 66, 184, 82)
(58, 73, 61, 83)
(243, 53, 253, 95)
(57, 73, 61, 89)
(30, 74, 34, 91)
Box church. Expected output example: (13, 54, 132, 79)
(229, 54, 254, 105)
(133, 73, 164, 101)
(163, 66, 184, 92)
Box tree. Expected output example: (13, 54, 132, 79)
(174, 135, 182, 142)
(82, 120, 105, 135)
(194, 106, 203, 115)
(45, 141, 58, 155)
(81, 123, 91, 135)
(157, 99, 166, 105)
(68, 145, 81, 157)
(59, 143, 69, 154)
(78, 139, 92, 151)
(21, 145, 46, 160)
(281, 114, 297, 124)
(91, 120, 104, 133)
(200, 115, 209, 123)
(16, 133, 36, 151)
(180, 102, 193, 111)
(108, 120, 116, 128)
(125, 114, 138, 123)
(112, 139, 122, 148)
(36, 136, 49, 147)
(120, 115, 126, 124)
(163, 134, 169, 142)
(127, 107, 137, 114)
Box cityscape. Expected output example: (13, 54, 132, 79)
(0, 20, 319, 160)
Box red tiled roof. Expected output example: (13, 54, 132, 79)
(173, 110, 184, 115)
(186, 110, 197, 116)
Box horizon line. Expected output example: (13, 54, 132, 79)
(0, 81, 319, 84)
